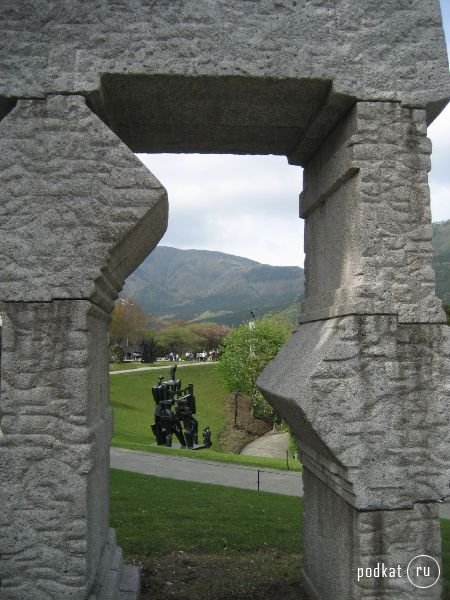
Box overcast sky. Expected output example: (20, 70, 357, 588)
(137, 2, 450, 269)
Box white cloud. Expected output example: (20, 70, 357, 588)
(137, 153, 305, 266)
(429, 103, 450, 222)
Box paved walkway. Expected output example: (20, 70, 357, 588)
(241, 431, 290, 458)
(110, 447, 303, 496)
(110, 447, 450, 518)
(110, 362, 216, 375)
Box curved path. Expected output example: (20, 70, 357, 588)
(241, 431, 290, 458)
(110, 362, 216, 375)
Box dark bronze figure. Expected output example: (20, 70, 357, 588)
(202, 426, 212, 448)
(151, 365, 207, 449)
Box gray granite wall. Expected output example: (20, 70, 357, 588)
(0, 301, 110, 598)
(300, 102, 444, 323)
(302, 469, 442, 600)
(1, 0, 449, 112)
(1, 1, 449, 599)
(0, 95, 167, 599)
(258, 100, 450, 598)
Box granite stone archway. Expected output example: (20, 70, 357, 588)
(0, 2, 450, 599)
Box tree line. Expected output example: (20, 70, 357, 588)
(108, 298, 231, 362)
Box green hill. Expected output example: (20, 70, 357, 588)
(433, 220, 450, 305)
(122, 246, 304, 326)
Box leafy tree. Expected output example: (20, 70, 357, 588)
(218, 314, 292, 419)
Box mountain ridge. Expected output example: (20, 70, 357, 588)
(122, 219, 449, 326)
(122, 246, 305, 326)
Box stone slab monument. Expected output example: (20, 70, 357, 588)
(0, 1, 449, 599)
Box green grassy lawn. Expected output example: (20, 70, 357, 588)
(111, 468, 302, 556)
(110, 364, 228, 452)
(111, 469, 304, 599)
(111, 469, 450, 599)
(110, 364, 301, 471)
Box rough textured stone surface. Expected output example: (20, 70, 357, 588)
(1, 1, 449, 162)
(259, 315, 450, 510)
(89, 529, 140, 600)
(258, 97, 449, 595)
(0, 301, 112, 599)
(1, 2, 449, 600)
(302, 469, 442, 599)
(0, 95, 168, 311)
(1, 0, 448, 106)
(300, 101, 445, 324)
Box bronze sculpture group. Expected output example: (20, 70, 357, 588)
(151, 365, 212, 449)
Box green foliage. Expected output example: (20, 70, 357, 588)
(156, 323, 203, 354)
(281, 422, 299, 457)
(110, 469, 303, 556)
(218, 314, 292, 419)
(190, 322, 231, 350)
(155, 321, 230, 355)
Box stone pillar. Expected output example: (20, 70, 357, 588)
(258, 102, 450, 599)
(0, 96, 168, 599)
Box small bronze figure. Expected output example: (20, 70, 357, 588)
(202, 426, 212, 448)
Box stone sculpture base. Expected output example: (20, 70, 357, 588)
(151, 442, 208, 450)
(302, 470, 442, 600)
(89, 530, 140, 600)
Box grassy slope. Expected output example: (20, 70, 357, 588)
(111, 469, 450, 596)
(110, 364, 227, 452)
(110, 363, 301, 471)
(111, 469, 302, 556)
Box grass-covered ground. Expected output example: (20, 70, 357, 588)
(111, 469, 450, 600)
(110, 363, 228, 452)
(111, 468, 305, 599)
(111, 469, 302, 556)
(110, 363, 300, 471)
